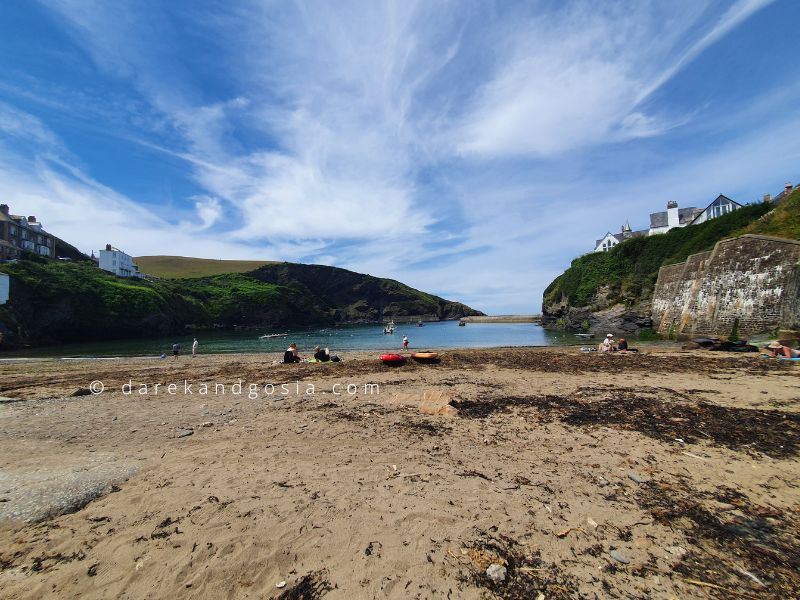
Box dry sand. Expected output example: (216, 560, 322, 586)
(0, 346, 798, 599)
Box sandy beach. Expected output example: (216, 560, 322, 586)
(0, 346, 798, 599)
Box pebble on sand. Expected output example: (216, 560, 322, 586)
(486, 563, 507, 583)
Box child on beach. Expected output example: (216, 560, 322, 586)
(172, 342, 180, 359)
(402, 335, 409, 351)
(601, 334, 614, 352)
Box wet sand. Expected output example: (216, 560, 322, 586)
(0, 347, 798, 599)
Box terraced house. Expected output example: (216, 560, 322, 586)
(0, 204, 56, 260)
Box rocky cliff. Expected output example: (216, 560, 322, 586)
(0, 259, 482, 349)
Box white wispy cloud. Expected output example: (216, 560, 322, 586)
(636, 0, 778, 104)
(2, 0, 789, 313)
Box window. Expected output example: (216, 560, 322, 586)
(9, 225, 17, 235)
(112, 260, 116, 266)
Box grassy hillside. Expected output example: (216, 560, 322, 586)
(135, 255, 277, 278)
(543, 202, 774, 310)
(738, 187, 800, 239)
(0, 259, 480, 348)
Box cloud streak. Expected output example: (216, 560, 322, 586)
(0, 0, 793, 312)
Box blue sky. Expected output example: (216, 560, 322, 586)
(0, 0, 798, 313)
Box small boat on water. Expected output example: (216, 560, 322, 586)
(458, 321, 466, 326)
(259, 333, 288, 340)
(383, 320, 395, 334)
(417, 320, 424, 327)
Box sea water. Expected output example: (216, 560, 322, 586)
(1, 322, 595, 359)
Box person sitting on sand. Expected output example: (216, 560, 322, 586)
(283, 343, 302, 363)
(602, 333, 614, 352)
(313, 346, 330, 362)
(617, 338, 628, 353)
(763, 341, 800, 358)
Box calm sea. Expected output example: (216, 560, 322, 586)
(0, 322, 597, 359)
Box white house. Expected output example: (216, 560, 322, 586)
(648, 201, 703, 236)
(688, 195, 742, 226)
(98, 244, 141, 278)
(593, 221, 646, 252)
(0, 273, 9, 304)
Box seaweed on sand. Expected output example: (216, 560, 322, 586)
(636, 481, 800, 598)
(454, 392, 800, 458)
(456, 532, 579, 599)
(275, 571, 333, 600)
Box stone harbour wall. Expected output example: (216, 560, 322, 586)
(652, 235, 800, 337)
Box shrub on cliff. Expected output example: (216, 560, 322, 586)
(544, 202, 773, 309)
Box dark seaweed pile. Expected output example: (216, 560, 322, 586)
(636, 481, 800, 598)
(453, 391, 800, 458)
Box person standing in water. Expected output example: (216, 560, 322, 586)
(192, 338, 198, 358)
(402, 335, 409, 351)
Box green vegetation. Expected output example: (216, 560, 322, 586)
(135, 255, 277, 278)
(637, 328, 661, 341)
(728, 317, 740, 343)
(543, 202, 773, 309)
(738, 187, 800, 239)
(0, 259, 480, 348)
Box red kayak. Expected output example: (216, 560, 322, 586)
(380, 353, 405, 365)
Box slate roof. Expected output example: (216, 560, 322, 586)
(649, 207, 702, 229)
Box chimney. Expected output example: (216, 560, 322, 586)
(763, 193, 771, 203)
(0, 204, 8, 215)
(27, 216, 36, 223)
(667, 201, 680, 229)
(105, 244, 112, 251)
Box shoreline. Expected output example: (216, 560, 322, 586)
(0, 341, 681, 363)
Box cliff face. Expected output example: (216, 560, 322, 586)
(0, 260, 482, 349)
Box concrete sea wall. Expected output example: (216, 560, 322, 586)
(652, 235, 800, 337)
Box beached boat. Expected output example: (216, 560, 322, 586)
(380, 353, 404, 365)
(411, 351, 439, 363)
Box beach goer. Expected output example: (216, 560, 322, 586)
(283, 343, 302, 363)
(764, 341, 800, 358)
(172, 342, 180, 359)
(617, 338, 628, 353)
(313, 346, 330, 362)
(602, 334, 614, 353)
(402, 335, 409, 351)
(192, 338, 198, 358)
